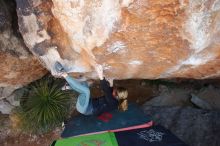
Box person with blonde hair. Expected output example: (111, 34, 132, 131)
(115, 87, 128, 111)
(54, 61, 128, 115)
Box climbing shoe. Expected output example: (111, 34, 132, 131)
(55, 61, 66, 73)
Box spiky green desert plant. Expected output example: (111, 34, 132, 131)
(20, 77, 71, 133)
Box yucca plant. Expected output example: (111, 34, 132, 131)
(20, 77, 71, 133)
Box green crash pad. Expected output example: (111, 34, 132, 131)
(51, 132, 118, 146)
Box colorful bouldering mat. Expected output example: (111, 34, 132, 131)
(52, 125, 187, 146)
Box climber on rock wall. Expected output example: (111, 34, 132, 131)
(54, 61, 128, 116)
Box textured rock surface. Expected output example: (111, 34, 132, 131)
(144, 87, 192, 107)
(142, 106, 220, 146)
(6, 88, 25, 107)
(15, 0, 220, 79)
(0, 0, 47, 98)
(193, 85, 220, 110)
(0, 100, 14, 114)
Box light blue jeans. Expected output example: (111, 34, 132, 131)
(65, 76, 93, 115)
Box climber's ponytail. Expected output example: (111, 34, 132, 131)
(116, 87, 128, 111)
(118, 99, 128, 111)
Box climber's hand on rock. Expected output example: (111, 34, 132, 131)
(52, 72, 61, 78)
(107, 78, 114, 87)
(95, 64, 104, 80)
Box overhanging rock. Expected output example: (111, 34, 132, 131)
(16, 0, 220, 79)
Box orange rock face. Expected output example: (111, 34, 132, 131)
(0, 53, 46, 87)
(16, 0, 220, 79)
(0, 0, 46, 90)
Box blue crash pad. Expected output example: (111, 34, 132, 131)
(61, 103, 151, 138)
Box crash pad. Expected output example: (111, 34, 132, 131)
(115, 125, 188, 146)
(52, 132, 118, 146)
(52, 125, 187, 146)
(61, 103, 151, 138)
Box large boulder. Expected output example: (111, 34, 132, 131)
(15, 0, 220, 79)
(0, 0, 46, 99)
